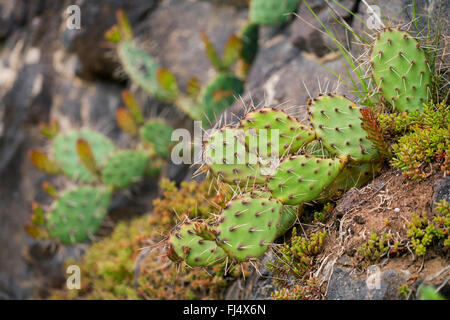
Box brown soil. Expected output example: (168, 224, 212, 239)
(297, 167, 449, 295)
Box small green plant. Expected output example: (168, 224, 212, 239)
(271, 277, 321, 300)
(407, 200, 449, 256)
(391, 126, 448, 180)
(376, 102, 450, 180)
(398, 284, 411, 298)
(358, 231, 391, 263)
(314, 203, 333, 222)
(267, 228, 327, 279)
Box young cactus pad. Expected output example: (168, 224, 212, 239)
(117, 41, 174, 101)
(371, 29, 432, 112)
(168, 222, 226, 267)
(101, 150, 150, 189)
(203, 127, 266, 186)
(249, 0, 299, 25)
(240, 23, 259, 66)
(309, 95, 379, 162)
(51, 129, 114, 183)
(140, 120, 174, 158)
(240, 107, 315, 157)
(267, 155, 345, 205)
(216, 195, 283, 262)
(46, 186, 112, 244)
(198, 72, 244, 124)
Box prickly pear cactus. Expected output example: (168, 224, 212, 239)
(203, 127, 266, 186)
(249, 0, 299, 25)
(309, 95, 379, 162)
(267, 155, 345, 205)
(277, 205, 302, 238)
(215, 194, 283, 262)
(198, 72, 244, 124)
(240, 107, 316, 157)
(101, 150, 150, 189)
(140, 120, 174, 158)
(168, 222, 226, 267)
(371, 28, 432, 112)
(117, 41, 174, 101)
(46, 186, 112, 244)
(52, 129, 114, 183)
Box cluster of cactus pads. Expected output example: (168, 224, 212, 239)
(167, 94, 381, 266)
(167, 27, 434, 267)
(27, 92, 174, 244)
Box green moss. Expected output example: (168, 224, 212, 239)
(314, 203, 333, 223)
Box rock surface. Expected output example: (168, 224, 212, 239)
(326, 267, 406, 300)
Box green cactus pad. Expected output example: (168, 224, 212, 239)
(52, 129, 114, 183)
(277, 205, 302, 238)
(168, 222, 226, 267)
(101, 150, 150, 189)
(140, 120, 174, 158)
(240, 107, 315, 157)
(249, 0, 299, 25)
(117, 41, 173, 101)
(204, 127, 267, 186)
(198, 73, 244, 124)
(216, 195, 283, 262)
(267, 155, 345, 205)
(309, 95, 379, 162)
(371, 29, 432, 113)
(46, 186, 112, 244)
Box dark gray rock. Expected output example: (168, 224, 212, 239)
(291, 0, 358, 57)
(326, 266, 406, 300)
(225, 252, 277, 300)
(432, 177, 450, 212)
